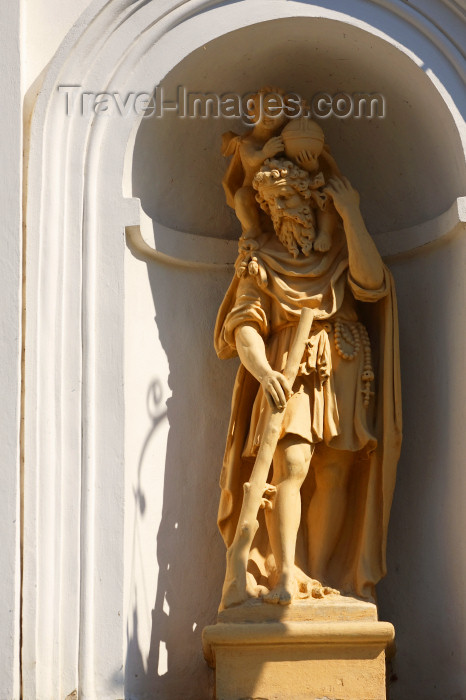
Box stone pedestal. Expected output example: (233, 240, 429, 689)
(203, 597, 394, 700)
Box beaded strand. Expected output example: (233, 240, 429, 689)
(334, 319, 360, 360)
(333, 320, 374, 408)
(358, 322, 375, 407)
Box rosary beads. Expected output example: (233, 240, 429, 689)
(333, 320, 374, 407)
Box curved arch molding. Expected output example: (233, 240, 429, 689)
(126, 196, 466, 269)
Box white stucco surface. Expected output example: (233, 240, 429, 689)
(23, 0, 92, 93)
(0, 3, 22, 699)
(3, 1, 464, 699)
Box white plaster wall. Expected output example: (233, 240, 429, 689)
(124, 250, 236, 699)
(0, 3, 22, 699)
(23, 0, 92, 94)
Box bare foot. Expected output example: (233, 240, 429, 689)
(265, 566, 339, 604)
(244, 224, 262, 237)
(220, 581, 249, 609)
(241, 226, 262, 245)
(294, 566, 339, 599)
(307, 580, 339, 598)
(246, 571, 268, 599)
(263, 572, 294, 605)
(314, 229, 332, 252)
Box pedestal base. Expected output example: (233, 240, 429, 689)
(203, 597, 394, 700)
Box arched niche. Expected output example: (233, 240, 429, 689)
(23, 1, 465, 699)
(133, 16, 465, 240)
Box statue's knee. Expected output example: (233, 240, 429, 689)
(274, 439, 311, 484)
(286, 459, 308, 482)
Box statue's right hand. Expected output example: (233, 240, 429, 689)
(260, 371, 293, 411)
(262, 136, 284, 159)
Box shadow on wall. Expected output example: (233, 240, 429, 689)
(125, 377, 168, 696)
(124, 251, 238, 699)
(378, 235, 466, 700)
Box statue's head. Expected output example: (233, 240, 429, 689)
(247, 86, 289, 132)
(282, 118, 325, 173)
(253, 158, 317, 258)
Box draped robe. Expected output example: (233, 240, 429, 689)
(214, 227, 402, 600)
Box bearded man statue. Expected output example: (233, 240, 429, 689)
(214, 154, 402, 607)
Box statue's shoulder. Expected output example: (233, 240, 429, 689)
(221, 131, 244, 157)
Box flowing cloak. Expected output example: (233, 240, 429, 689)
(214, 229, 402, 600)
(221, 131, 244, 208)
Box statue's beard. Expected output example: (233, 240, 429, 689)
(271, 207, 316, 258)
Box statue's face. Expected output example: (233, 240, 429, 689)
(261, 109, 287, 131)
(261, 181, 316, 258)
(248, 94, 288, 131)
(265, 184, 304, 213)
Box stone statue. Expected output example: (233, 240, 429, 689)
(214, 94, 402, 611)
(221, 86, 288, 242)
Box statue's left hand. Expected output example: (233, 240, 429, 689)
(324, 176, 360, 219)
(296, 149, 319, 172)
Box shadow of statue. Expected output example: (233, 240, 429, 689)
(124, 248, 237, 699)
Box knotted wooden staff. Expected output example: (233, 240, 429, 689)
(220, 307, 315, 610)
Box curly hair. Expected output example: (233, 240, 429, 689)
(252, 158, 318, 258)
(252, 158, 313, 217)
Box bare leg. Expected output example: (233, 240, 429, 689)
(264, 435, 313, 604)
(314, 207, 337, 253)
(307, 449, 353, 582)
(234, 186, 262, 238)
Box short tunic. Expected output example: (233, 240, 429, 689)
(221, 271, 380, 457)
